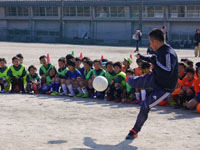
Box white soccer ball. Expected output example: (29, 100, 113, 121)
(93, 76, 108, 92)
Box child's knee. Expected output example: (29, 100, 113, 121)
(66, 80, 71, 85)
(61, 79, 66, 84)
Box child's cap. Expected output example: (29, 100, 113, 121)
(124, 57, 132, 64)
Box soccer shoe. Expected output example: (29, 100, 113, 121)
(90, 93, 95, 99)
(51, 92, 59, 96)
(76, 93, 84, 97)
(106, 96, 114, 101)
(126, 129, 138, 140)
(81, 94, 89, 98)
(68, 93, 75, 97)
(96, 92, 105, 100)
(0, 89, 6, 93)
(115, 98, 121, 103)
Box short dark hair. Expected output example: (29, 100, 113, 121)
(67, 60, 76, 68)
(102, 58, 108, 63)
(12, 56, 19, 62)
(93, 59, 101, 65)
(186, 67, 195, 75)
(113, 61, 122, 69)
(39, 55, 46, 60)
(16, 54, 23, 59)
(75, 57, 81, 62)
(66, 54, 74, 61)
(149, 28, 164, 42)
(0, 58, 7, 64)
(82, 57, 90, 62)
(28, 65, 37, 72)
(126, 69, 133, 74)
(84, 60, 93, 67)
(105, 61, 113, 67)
(58, 57, 66, 63)
(178, 62, 186, 69)
(141, 62, 151, 70)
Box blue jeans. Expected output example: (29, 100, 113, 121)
(128, 74, 170, 132)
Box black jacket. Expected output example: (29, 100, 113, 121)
(138, 44, 178, 92)
(194, 33, 200, 46)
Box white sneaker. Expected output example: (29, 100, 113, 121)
(60, 92, 68, 96)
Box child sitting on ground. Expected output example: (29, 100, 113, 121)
(0, 58, 10, 93)
(26, 65, 40, 94)
(7, 56, 26, 93)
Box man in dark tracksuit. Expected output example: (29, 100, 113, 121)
(126, 29, 178, 140)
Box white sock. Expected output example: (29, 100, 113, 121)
(135, 92, 140, 100)
(141, 89, 146, 101)
(77, 87, 83, 94)
(67, 84, 75, 95)
(82, 86, 88, 94)
(61, 84, 68, 95)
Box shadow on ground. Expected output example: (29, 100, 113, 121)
(71, 137, 137, 150)
(47, 140, 67, 144)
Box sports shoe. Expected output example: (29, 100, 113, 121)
(115, 98, 121, 103)
(81, 94, 89, 98)
(76, 93, 83, 97)
(0, 89, 6, 93)
(51, 91, 59, 96)
(107, 96, 113, 101)
(126, 129, 138, 140)
(68, 93, 75, 97)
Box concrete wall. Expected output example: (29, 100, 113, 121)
(0, 7, 5, 19)
(95, 21, 131, 42)
(35, 20, 60, 31)
(64, 21, 91, 39)
(7, 20, 29, 30)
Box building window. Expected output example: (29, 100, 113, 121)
(95, 6, 125, 18)
(130, 6, 139, 18)
(33, 7, 58, 16)
(63, 6, 90, 17)
(186, 5, 200, 18)
(95, 6, 109, 18)
(5, 7, 29, 16)
(169, 6, 186, 18)
(143, 6, 163, 18)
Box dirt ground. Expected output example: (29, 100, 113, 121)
(0, 42, 200, 150)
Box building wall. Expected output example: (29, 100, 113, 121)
(0, 4, 199, 46)
(64, 21, 91, 39)
(95, 21, 131, 42)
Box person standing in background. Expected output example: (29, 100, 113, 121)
(162, 26, 168, 43)
(194, 29, 200, 57)
(133, 29, 142, 53)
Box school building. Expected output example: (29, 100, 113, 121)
(0, 0, 200, 47)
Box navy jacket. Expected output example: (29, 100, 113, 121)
(138, 44, 178, 92)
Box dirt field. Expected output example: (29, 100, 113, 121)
(0, 42, 200, 150)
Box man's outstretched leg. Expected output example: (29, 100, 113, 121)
(126, 88, 170, 140)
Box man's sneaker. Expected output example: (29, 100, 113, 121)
(126, 129, 138, 140)
(81, 94, 89, 98)
(76, 93, 83, 97)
